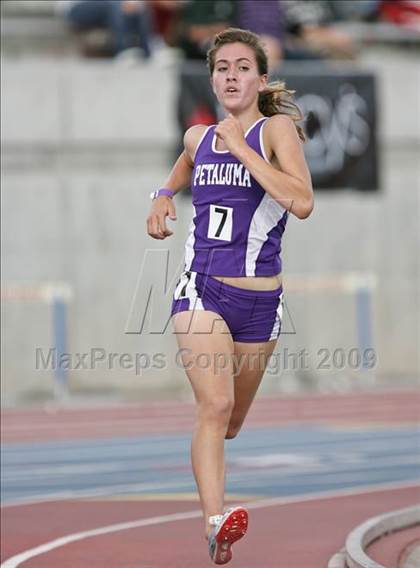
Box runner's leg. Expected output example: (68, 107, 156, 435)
(226, 339, 278, 439)
(172, 310, 235, 538)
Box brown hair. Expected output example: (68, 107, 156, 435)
(207, 28, 305, 142)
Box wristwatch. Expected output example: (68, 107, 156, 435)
(150, 189, 174, 200)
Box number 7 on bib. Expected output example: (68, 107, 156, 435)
(208, 205, 233, 241)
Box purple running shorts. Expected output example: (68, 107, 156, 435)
(171, 271, 284, 343)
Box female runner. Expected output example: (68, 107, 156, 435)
(147, 27, 313, 565)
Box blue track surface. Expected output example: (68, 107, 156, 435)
(2, 425, 419, 505)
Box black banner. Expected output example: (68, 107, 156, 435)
(176, 61, 379, 191)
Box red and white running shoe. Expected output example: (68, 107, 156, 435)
(208, 506, 249, 565)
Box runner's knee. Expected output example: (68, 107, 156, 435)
(198, 396, 234, 424)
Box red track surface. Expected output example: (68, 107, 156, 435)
(1, 389, 419, 567)
(2, 389, 419, 443)
(2, 487, 419, 567)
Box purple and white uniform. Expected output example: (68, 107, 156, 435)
(172, 117, 286, 343)
(185, 117, 288, 277)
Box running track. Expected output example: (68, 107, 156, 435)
(1, 390, 419, 567)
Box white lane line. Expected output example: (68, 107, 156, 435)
(1, 480, 419, 568)
(0, 510, 203, 568)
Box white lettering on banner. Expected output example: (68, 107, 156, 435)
(297, 84, 371, 177)
(194, 163, 252, 188)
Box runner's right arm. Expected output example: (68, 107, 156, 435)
(147, 125, 207, 240)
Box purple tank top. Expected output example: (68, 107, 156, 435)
(184, 117, 288, 277)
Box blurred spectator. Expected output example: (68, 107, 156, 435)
(379, 0, 420, 32)
(235, 1, 329, 64)
(149, 0, 187, 47)
(235, 0, 284, 69)
(282, 0, 356, 59)
(57, 0, 153, 60)
(177, 0, 235, 60)
(331, 1, 380, 21)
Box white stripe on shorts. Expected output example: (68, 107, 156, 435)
(186, 272, 203, 311)
(173, 272, 189, 300)
(174, 271, 203, 311)
(269, 292, 284, 341)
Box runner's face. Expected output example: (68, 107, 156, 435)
(211, 43, 267, 113)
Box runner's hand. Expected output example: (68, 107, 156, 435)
(214, 113, 247, 157)
(147, 196, 177, 239)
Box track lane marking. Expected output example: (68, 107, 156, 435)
(2, 480, 419, 568)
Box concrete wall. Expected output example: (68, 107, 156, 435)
(2, 49, 419, 404)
